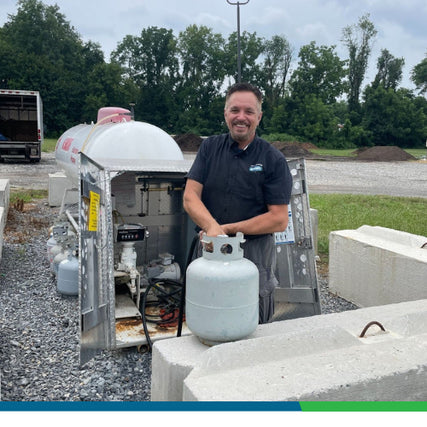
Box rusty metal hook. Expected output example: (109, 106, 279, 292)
(359, 321, 386, 338)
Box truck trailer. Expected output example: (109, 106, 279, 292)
(0, 89, 44, 162)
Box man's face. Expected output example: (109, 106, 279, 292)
(224, 91, 262, 147)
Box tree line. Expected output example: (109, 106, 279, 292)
(1, 0, 426, 148)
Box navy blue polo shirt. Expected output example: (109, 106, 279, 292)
(186, 133, 292, 229)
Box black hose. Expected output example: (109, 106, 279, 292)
(139, 234, 199, 350)
(140, 278, 184, 351)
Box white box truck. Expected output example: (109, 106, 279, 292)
(0, 89, 44, 162)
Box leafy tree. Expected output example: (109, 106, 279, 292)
(342, 14, 377, 116)
(0, 0, 110, 134)
(111, 27, 179, 128)
(258, 35, 293, 106)
(82, 62, 130, 122)
(363, 85, 427, 147)
(289, 41, 347, 105)
(225, 31, 264, 85)
(373, 49, 405, 90)
(288, 94, 337, 146)
(176, 25, 227, 134)
(411, 54, 427, 95)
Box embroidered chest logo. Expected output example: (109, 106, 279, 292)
(249, 163, 263, 172)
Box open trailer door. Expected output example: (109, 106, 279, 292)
(79, 153, 115, 365)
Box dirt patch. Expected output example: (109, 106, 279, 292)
(355, 146, 416, 162)
(173, 134, 203, 152)
(4, 198, 55, 244)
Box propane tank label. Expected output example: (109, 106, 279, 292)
(88, 190, 100, 231)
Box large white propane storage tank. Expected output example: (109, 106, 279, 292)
(57, 251, 79, 296)
(185, 232, 259, 346)
(54, 107, 184, 186)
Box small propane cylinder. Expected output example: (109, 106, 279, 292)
(47, 232, 57, 265)
(185, 232, 259, 346)
(53, 250, 68, 276)
(57, 251, 79, 296)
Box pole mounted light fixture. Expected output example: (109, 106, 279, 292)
(226, 0, 250, 83)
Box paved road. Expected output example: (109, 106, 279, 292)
(1, 152, 426, 198)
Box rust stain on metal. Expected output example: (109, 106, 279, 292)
(116, 318, 144, 334)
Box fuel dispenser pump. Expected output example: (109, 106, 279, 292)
(114, 223, 147, 308)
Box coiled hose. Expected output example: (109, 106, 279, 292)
(139, 235, 199, 351)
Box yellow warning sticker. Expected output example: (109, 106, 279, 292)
(88, 191, 100, 231)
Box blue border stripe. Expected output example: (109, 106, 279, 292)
(0, 401, 301, 411)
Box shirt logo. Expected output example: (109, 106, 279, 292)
(249, 164, 263, 172)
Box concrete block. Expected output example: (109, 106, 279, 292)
(0, 179, 10, 210)
(151, 299, 427, 401)
(0, 179, 10, 262)
(48, 172, 78, 207)
(151, 336, 207, 401)
(0, 207, 4, 261)
(329, 225, 427, 307)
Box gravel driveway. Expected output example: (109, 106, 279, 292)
(1, 152, 426, 198)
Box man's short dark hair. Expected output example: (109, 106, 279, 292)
(226, 82, 263, 105)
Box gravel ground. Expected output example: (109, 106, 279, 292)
(1, 152, 425, 402)
(0, 197, 356, 402)
(0, 201, 152, 401)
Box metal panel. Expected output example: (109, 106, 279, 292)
(79, 153, 115, 365)
(79, 153, 193, 364)
(273, 158, 321, 320)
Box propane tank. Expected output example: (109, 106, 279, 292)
(54, 107, 184, 186)
(53, 250, 68, 276)
(47, 231, 57, 265)
(57, 251, 79, 296)
(185, 232, 259, 346)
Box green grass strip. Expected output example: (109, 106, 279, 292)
(300, 401, 427, 411)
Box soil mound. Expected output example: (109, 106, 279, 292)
(271, 141, 312, 157)
(356, 146, 416, 161)
(173, 133, 203, 152)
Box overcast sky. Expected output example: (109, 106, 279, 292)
(1, 0, 426, 91)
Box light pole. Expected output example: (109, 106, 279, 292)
(226, 0, 249, 83)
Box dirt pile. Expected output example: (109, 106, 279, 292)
(173, 134, 203, 152)
(270, 141, 314, 157)
(355, 146, 416, 161)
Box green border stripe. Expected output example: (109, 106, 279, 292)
(300, 402, 427, 412)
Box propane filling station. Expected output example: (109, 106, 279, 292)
(49, 107, 320, 365)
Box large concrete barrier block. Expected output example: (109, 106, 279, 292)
(0, 179, 10, 210)
(48, 172, 78, 207)
(151, 336, 207, 401)
(329, 225, 427, 307)
(0, 179, 10, 262)
(151, 299, 427, 402)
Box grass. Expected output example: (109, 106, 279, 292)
(405, 148, 427, 159)
(311, 148, 427, 159)
(310, 148, 357, 157)
(42, 138, 58, 152)
(10, 189, 48, 204)
(309, 194, 427, 255)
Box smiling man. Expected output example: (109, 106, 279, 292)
(183, 82, 293, 323)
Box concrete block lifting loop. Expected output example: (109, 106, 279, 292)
(359, 321, 386, 338)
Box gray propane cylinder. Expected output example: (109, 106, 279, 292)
(185, 232, 259, 346)
(57, 252, 79, 296)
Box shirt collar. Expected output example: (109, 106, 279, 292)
(228, 133, 258, 154)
